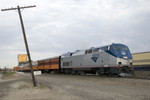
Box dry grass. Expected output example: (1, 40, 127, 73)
(18, 83, 46, 90)
(134, 71, 150, 78)
(1, 72, 16, 79)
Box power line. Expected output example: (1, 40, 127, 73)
(1, 5, 36, 11)
(1, 5, 36, 87)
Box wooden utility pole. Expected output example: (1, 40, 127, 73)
(1, 5, 36, 86)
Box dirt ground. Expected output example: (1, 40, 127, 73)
(0, 72, 150, 100)
(134, 71, 150, 78)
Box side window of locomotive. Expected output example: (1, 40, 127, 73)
(104, 46, 108, 51)
(63, 62, 69, 66)
(101, 46, 108, 51)
(85, 50, 92, 54)
(63, 61, 72, 66)
(88, 50, 92, 53)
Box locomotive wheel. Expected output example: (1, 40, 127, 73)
(96, 68, 104, 76)
(108, 73, 113, 77)
(72, 70, 76, 75)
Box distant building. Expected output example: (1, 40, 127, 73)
(132, 51, 150, 71)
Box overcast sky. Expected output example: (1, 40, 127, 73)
(0, 0, 150, 68)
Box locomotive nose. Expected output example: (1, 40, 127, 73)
(110, 44, 132, 60)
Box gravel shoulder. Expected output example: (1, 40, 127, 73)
(0, 72, 150, 100)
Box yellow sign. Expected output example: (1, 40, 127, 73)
(18, 54, 27, 63)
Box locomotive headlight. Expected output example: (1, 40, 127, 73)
(123, 56, 128, 59)
(119, 58, 122, 61)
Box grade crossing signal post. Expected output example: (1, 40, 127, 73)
(1, 5, 37, 86)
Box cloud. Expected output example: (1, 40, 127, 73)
(0, 0, 150, 68)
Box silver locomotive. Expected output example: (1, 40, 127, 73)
(61, 43, 133, 76)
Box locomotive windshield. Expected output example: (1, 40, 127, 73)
(113, 46, 129, 51)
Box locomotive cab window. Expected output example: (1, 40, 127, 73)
(85, 50, 92, 54)
(113, 46, 129, 50)
(104, 46, 109, 51)
(88, 50, 92, 53)
(101, 46, 109, 51)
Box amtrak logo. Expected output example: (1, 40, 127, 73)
(91, 57, 98, 62)
(91, 54, 99, 62)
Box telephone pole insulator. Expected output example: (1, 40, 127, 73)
(1, 5, 37, 87)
